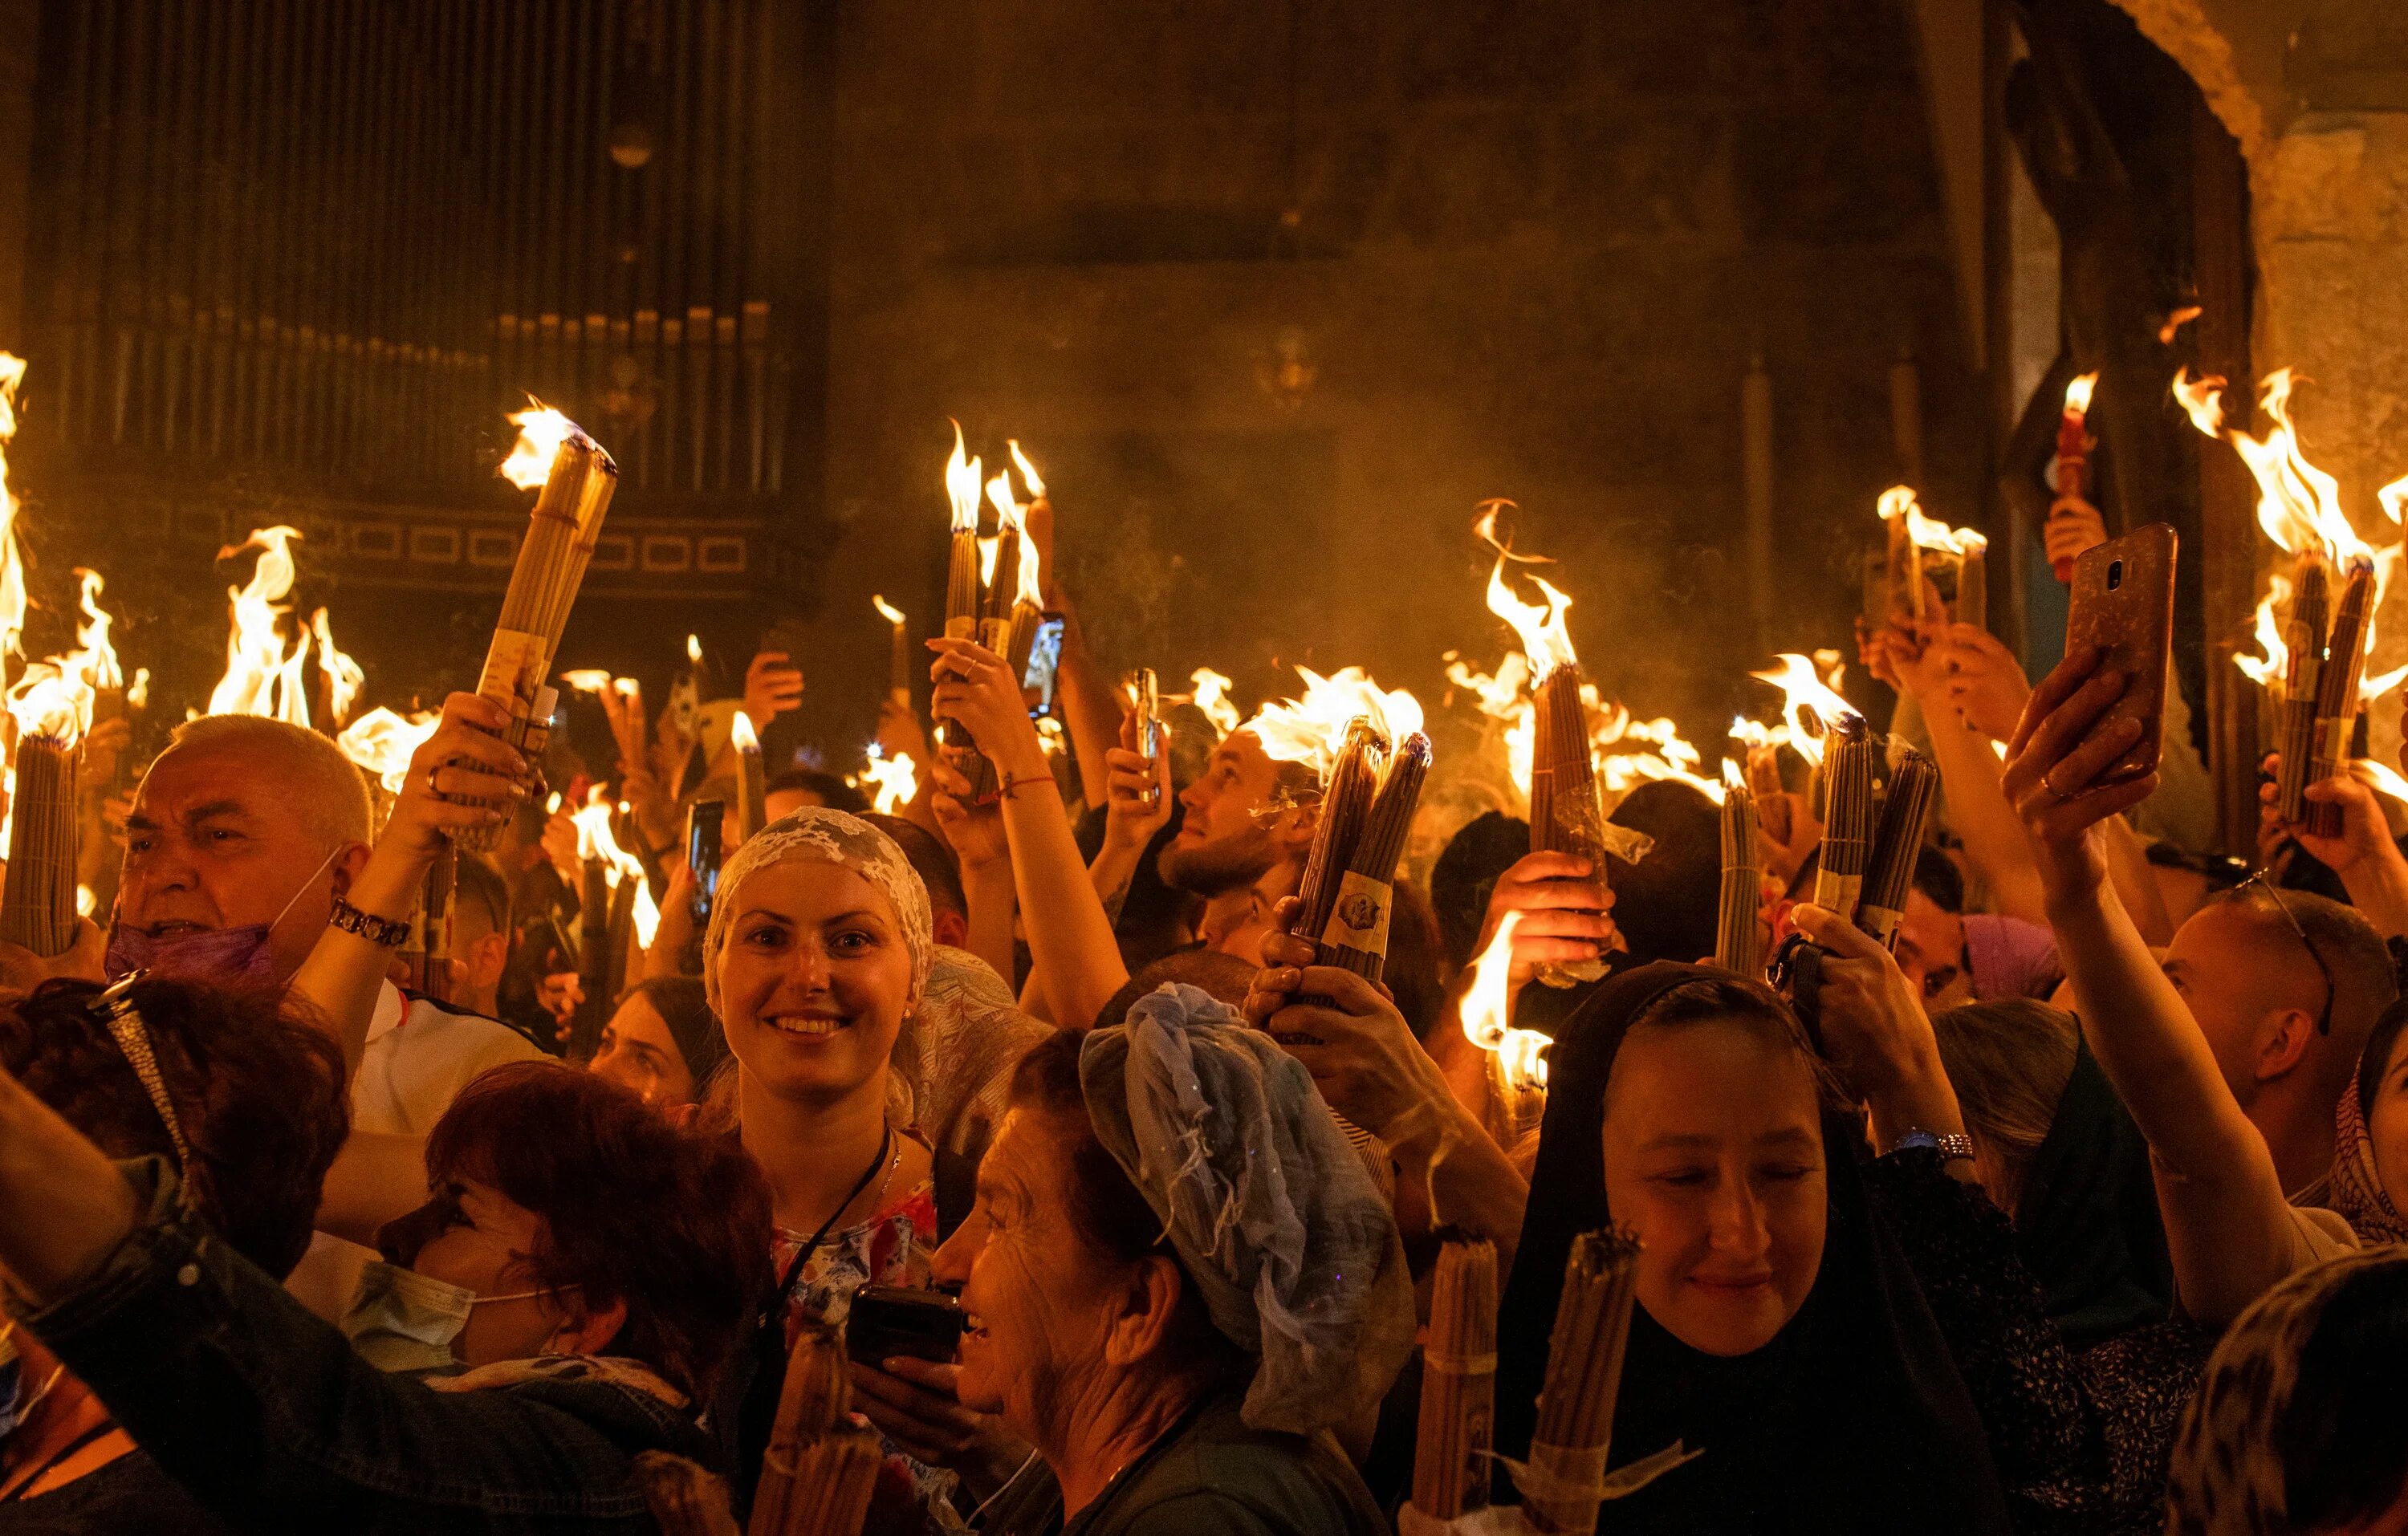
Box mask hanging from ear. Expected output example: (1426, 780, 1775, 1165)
(104, 843, 347, 983)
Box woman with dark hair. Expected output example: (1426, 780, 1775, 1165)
(588, 977, 728, 1107)
(0, 976, 348, 1526)
(0, 1030, 771, 1532)
(942, 991, 1409, 1534)
(1494, 956, 2017, 1535)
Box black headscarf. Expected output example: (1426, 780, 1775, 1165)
(2011, 1039, 2174, 1350)
(1494, 962, 2014, 1536)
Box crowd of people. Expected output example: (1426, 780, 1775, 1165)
(0, 488, 2402, 1535)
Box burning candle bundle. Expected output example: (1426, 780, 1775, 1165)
(1410, 1233, 1499, 1524)
(1857, 749, 1938, 946)
(936, 424, 999, 798)
(1870, 486, 1990, 632)
(1520, 1227, 1644, 1536)
(1316, 730, 1432, 981)
(460, 402, 617, 849)
(2308, 559, 2377, 839)
(0, 666, 92, 957)
(1812, 714, 1877, 920)
(749, 1324, 881, 1536)
(2276, 557, 2332, 825)
(1716, 767, 1761, 977)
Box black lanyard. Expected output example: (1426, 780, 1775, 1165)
(769, 1124, 895, 1313)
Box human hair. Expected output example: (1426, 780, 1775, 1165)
(2214, 883, 2398, 1072)
(162, 713, 375, 851)
(863, 812, 966, 923)
(767, 768, 868, 815)
(451, 854, 511, 944)
(2278, 1258, 2408, 1529)
(2358, 996, 2408, 1125)
(1430, 811, 1529, 971)
(0, 977, 348, 1280)
(1604, 781, 1719, 966)
(1093, 948, 1257, 1031)
(1006, 1032, 1235, 1371)
(1911, 847, 1965, 914)
(1621, 973, 1842, 1109)
(424, 1063, 773, 1399)
(1385, 880, 1445, 1040)
(620, 974, 729, 1094)
(1929, 999, 2080, 1213)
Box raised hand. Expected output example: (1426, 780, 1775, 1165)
(1473, 851, 1618, 991)
(928, 638, 1046, 781)
(929, 756, 1010, 872)
(1999, 645, 2157, 908)
(1937, 622, 2032, 741)
(740, 650, 804, 735)
(395, 693, 528, 862)
(2044, 492, 2109, 575)
(1100, 709, 1173, 855)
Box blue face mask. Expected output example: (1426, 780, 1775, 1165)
(104, 844, 344, 983)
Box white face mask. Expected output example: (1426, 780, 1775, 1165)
(336, 1260, 559, 1375)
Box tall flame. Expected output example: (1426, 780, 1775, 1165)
(207, 527, 313, 725)
(1878, 485, 1987, 555)
(337, 707, 441, 794)
(1748, 653, 1862, 768)
(573, 789, 658, 949)
(871, 594, 906, 627)
(311, 607, 363, 726)
(67, 569, 121, 695)
(945, 421, 982, 535)
(2235, 571, 2292, 690)
(1245, 666, 1425, 782)
(0, 354, 26, 668)
(498, 400, 578, 490)
(1007, 439, 1046, 501)
(1461, 911, 1548, 1091)
(1474, 501, 1578, 679)
(1591, 692, 1720, 803)
(2171, 368, 2226, 437)
(858, 742, 917, 814)
(1183, 667, 1242, 739)
(5, 661, 92, 745)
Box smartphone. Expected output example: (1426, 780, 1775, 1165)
(1127, 667, 1162, 806)
(686, 800, 725, 930)
(2064, 522, 2177, 786)
(1021, 616, 1065, 708)
(845, 1285, 966, 1366)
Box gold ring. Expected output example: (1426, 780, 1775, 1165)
(425, 764, 443, 796)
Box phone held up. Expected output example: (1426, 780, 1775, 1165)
(845, 1284, 967, 1367)
(2063, 522, 2177, 787)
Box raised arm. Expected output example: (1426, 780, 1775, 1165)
(1085, 711, 1175, 926)
(930, 638, 1129, 1030)
(1048, 599, 1121, 813)
(290, 692, 525, 1082)
(2262, 757, 2408, 941)
(2003, 646, 2300, 1323)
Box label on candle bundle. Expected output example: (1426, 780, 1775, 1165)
(1322, 871, 1394, 957)
(1857, 904, 1903, 945)
(1812, 871, 1863, 920)
(477, 627, 551, 707)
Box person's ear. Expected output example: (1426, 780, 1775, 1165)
(547, 1292, 629, 1359)
(471, 933, 510, 989)
(933, 910, 969, 950)
(331, 842, 372, 899)
(2257, 1007, 2318, 1082)
(1271, 807, 1316, 858)
(1100, 1255, 1186, 1369)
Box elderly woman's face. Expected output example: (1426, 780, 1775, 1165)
(934, 1107, 1122, 1437)
(716, 861, 912, 1107)
(388, 1178, 592, 1367)
(1602, 1017, 1827, 1357)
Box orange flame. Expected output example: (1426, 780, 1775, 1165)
(1748, 653, 1862, 768)
(2171, 368, 2226, 437)
(730, 709, 759, 754)
(1181, 667, 1242, 739)
(1007, 439, 1047, 502)
(0, 354, 26, 667)
(559, 668, 615, 693)
(498, 400, 580, 490)
(573, 787, 658, 948)
(66, 569, 121, 696)
(856, 743, 917, 814)
(945, 421, 982, 535)
(1592, 694, 1720, 803)
(1474, 502, 1579, 679)
(686, 632, 703, 665)
(336, 707, 441, 794)
(1878, 484, 1987, 556)
(2063, 372, 2098, 415)
(207, 527, 313, 725)
(2235, 572, 2291, 691)
(311, 607, 363, 726)
(5, 661, 92, 745)
(871, 594, 906, 627)
(1245, 665, 1426, 781)
(1460, 911, 1548, 1091)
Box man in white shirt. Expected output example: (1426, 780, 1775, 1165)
(108, 713, 543, 1130)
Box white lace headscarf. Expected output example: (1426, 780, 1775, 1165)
(701, 808, 934, 1020)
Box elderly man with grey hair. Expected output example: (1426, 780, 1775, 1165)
(52, 714, 543, 1139)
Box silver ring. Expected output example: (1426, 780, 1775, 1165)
(425, 763, 443, 797)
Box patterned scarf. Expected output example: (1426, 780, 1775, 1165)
(2328, 1082, 2408, 1245)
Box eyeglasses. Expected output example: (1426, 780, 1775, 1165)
(2236, 869, 2337, 1036)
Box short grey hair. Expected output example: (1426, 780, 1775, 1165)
(162, 714, 374, 852)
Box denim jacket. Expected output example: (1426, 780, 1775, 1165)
(16, 1159, 714, 1533)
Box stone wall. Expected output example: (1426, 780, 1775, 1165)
(794, 0, 1983, 752)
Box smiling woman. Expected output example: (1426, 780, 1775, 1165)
(1495, 963, 2016, 1536)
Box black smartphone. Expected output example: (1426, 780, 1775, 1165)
(686, 799, 725, 929)
(845, 1285, 966, 1367)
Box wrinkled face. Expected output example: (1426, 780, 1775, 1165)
(1892, 891, 1971, 1008)
(2163, 903, 2313, 1104)
(1603, 1017, 1828, 1357)
(2368, 1030, 2408, 1211)
(934, 1107, 1123, 1441)
(1157, 733, 1281, 896)
(385, 1176, 593, 1368)
(590, 994, 697, 1106)
(118, 746, 349, 981)
(715, 861, 912, 1107)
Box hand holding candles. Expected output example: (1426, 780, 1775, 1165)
(2050, 372, 2100, 583)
